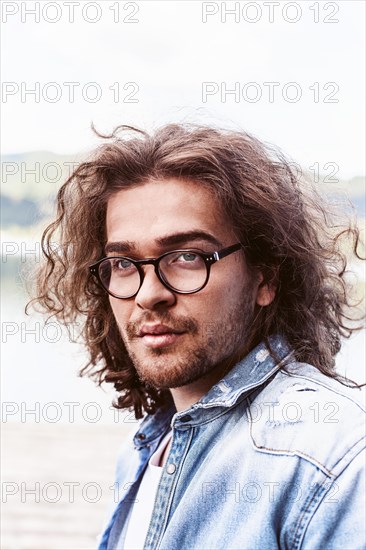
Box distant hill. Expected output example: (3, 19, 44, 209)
(1, 195, 42, 227)
(1, 152, 365, 230)
(1, 151, 83, 202)
(1, 151, 83, 229)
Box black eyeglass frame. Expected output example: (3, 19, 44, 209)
(89, 242, 243, 299)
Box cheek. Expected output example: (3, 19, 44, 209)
(212, 264, 250, 300)
(205, 264, 259, 321)
(198, 273, 244, 318)
(109, 298, 130, 333)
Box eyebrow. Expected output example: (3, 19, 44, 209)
(104, 230, 223, 255)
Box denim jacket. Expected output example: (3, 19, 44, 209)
(99, 335, 365, 550)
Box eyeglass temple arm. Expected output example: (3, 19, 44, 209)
(206, 243, 242, 264)
(215, 243, 243, 260)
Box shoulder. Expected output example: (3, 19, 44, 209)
(248, 361, 365, 477)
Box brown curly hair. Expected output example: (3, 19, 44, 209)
(27, 123, 364, 419)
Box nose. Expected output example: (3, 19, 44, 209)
(135, 265, 176, 310)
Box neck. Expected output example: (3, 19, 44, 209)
(170, 380, 213, 412)
(169, 353, 241, 412)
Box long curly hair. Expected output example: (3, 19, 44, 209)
(27, 123, 364, 418)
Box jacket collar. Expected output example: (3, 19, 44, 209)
(134, 334, 293, 446)
(196, 334, 293, 408)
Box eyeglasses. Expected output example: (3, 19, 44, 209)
(89, 243, 242, 299)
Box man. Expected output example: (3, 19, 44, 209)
(32, 124, 365, 549)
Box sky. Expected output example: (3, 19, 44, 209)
(1, 0, 365, 179)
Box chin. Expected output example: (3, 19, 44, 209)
(136, 365, 189, 389)
(136, 356, 215, 391)
(129, 341, 216, 390)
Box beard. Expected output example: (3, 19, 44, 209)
(119, 289, 257, 390)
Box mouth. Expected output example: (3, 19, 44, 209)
(137, 324, 186, 349)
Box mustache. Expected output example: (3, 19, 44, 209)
(125, 312, 198, 339)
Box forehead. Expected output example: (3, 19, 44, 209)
(106, 178, 235, 248)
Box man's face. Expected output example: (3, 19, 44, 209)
(106, 178, 265, 390)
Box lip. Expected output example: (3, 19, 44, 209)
(140, 332, 184, 349)
(138, 324, 184, 336)
(137, 324, 185, 349)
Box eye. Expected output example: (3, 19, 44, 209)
(118, 258, 132, 268)
(168, 251, 204, 270)
(178, 252, 198, 262)
(111, 258, 135, 273)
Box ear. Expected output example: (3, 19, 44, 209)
(255, 272, 276, 307)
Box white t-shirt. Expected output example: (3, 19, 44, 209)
(121, 430, 173, 550)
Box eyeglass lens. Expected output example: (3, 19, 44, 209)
(98, 251, 208, 297)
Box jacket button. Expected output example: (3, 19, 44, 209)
(166, 463, 176, 474)
(180, 415, 192, 422)
(137, 433, 146, 440)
